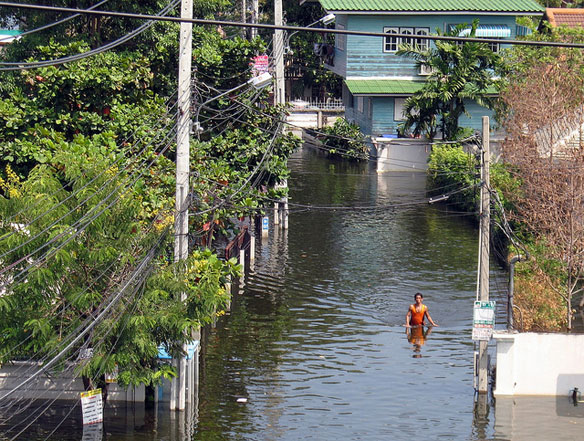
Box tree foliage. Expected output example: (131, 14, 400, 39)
(499, 26, 584, 330)
(318, 118, 368, 161)
(397, 20, 502, 140)
(0, 0, 299, 390)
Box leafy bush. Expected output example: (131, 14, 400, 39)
(319, 118, 369, 161)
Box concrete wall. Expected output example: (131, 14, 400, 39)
(374, 138, 431, 172)
(493, 331, 584, 396)
(286, 110, 343, 129)
(0, 362, 145, 402)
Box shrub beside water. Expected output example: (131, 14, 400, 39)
(319, 118, 369, 161)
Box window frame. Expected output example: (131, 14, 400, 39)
(394, 97, 407, 121)
(384, 27, 430, 53)
(357, 96, 364, 113)
(415, 28, 430, 51)
(383, 26, 399, 52)
(400, 27, 414, 47)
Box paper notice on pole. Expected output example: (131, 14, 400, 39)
(80, 389, 103, 425)
(81, 421, 103, 441)
(472, 301, 496, 341)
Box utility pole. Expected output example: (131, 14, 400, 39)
(274, 0, 285, 105)
(242, 0, 247, 39)
(171, 0, 192, 412)
(251, 0, 258, 40)
(477, 115, 490, 394)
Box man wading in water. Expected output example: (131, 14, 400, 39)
(405, 293, 437, 328)
(404, 293, 437, 357)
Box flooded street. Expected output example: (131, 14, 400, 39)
(194, 146, 508, 440)
(3, 146, 584, 440)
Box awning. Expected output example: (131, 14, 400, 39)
(345, 79, 498, 96)
(345, 79, 425, 96)
(456, 24, 511, 38)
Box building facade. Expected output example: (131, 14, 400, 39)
(318, 0, 544, 138)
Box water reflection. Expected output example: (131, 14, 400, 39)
(494, 396, 584, 440)
(405, 326, 432, 358)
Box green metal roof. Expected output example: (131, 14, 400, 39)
(346, 79, 426, 95)
(346, 79, 498, 95)
(320, 0, 544, 13)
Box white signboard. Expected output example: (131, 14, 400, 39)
(80, 389, 103, 425)
(472, 301, 496, 341)
(262, 216, 269, 236)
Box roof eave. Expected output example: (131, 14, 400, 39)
(325, 10, 544, 16)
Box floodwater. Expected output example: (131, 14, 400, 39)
(2, 146, 584, 440)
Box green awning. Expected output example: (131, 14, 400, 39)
(346, 79, 498, 95)
(345, 79, 426, 95)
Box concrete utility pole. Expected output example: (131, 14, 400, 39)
(477, 116, 490, 394)
(251, 0, 259, 40)
(242, 0, 247, 39)
(171, 0, 192, 411)
(274, 0, 285, 105)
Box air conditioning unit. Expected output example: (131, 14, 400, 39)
(419, 64, 433, 76)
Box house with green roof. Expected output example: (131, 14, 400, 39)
(317, 0, 544, 142)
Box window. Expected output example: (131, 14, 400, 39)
(394, 98, 407, 121)
(384, 27, 430, 53)
(488, 39, 501, 53)
(415, 28, 429, 51)
(400, 27, 413, 46)
(335, 23, 346, 50)
(357, 96, 364, 113)
(384, 27, 398, 52)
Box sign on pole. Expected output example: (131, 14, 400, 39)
(251, 55, 269, 75)
(80, 389, 103, 425)
(262, 216, 269, 236)
(472, 301, 496, 341)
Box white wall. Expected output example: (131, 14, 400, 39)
(374, 138, 431, 172)
(493, 332, 584, 396)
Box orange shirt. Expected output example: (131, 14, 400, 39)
(409, 304, 427, 326)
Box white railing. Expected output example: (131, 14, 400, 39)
(289, 98, 345, 111)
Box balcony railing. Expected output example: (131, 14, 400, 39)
(289, 98, 344, 111)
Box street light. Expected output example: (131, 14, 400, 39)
(284, 14, 336, 55)
(193, 72, 272, 135)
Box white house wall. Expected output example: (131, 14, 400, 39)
(493, 332, 584, 396)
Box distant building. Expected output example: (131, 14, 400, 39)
(0, 29, 21, 48)
(316, 0, 544, 138)
(541, 8, 584, 30)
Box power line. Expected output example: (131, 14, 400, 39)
(0, 0, 180, 70)
(0, 0, 110, 44)
(1, 2, 584, 49)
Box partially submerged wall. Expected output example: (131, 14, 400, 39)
(493, 332, 584, 396)
(0, 362, 145, 402)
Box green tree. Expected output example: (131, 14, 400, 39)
(0, 139, 238, 391)
(397, 20, 502, 140)
(319, 118, 368, 161)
